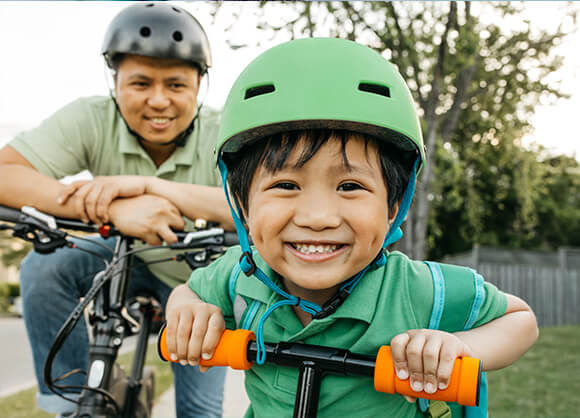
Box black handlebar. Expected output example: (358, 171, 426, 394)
(0, 204, 241, 250)
(0, 204, 23, 224)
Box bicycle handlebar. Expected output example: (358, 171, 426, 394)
(0, 204, 239, 250)
(158, 327, 481, 407)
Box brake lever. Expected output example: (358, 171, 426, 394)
(11, 223, 69, 254)
(178, 245, 225, 270)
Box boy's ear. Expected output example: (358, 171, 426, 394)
(387, 201, 401, 225)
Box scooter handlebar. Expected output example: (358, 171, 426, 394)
(157, 327, 481, 407)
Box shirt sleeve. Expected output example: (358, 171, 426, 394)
(187, 248, 237, 329)
(196, 107, 222, 187)
(9, 98, 97, 179)
(472, 281, 508, 328)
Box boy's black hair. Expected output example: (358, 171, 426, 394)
(223, 129, 415, 217)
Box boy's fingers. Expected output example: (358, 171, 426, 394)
(187, 311, 210, 365)
(201, 311, 225, 361)
(436, 345, 459, 390)
(422, 338, 442, 394)
(176, 314, 194, 364)
(390, 333, 410, 380)
(404, 395, 417, 403)
(405, 333, 426, 393)
(165, 314, 179, 362)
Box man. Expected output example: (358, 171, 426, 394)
(0, 3, 232, 416)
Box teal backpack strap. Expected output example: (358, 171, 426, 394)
(421, 262, 488, 418)
(464, 269, 488, 418)
(228, 263, 262, 330)
(418, 262, 448, 415)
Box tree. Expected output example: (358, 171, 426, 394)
(0, 230, 30, 268)
(213, 1, 576, 259)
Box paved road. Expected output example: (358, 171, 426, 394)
(0, 316, 137, 398)
(0, 317, 36, 397)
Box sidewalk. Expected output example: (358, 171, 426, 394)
(152, 368, 250, 418)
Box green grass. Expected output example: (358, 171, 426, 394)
(0, 343, 173, 418)
(487, 325, 580, 417)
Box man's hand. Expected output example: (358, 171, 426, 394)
(165, 284, 225, 373)
(57, 176, 150, 225)
(390, 329, 473, 403)
(108, 194, 185, 245)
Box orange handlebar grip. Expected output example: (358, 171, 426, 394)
(158, 326, 256, 370)
(374, 346, 481, 407)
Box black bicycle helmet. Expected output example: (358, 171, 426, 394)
(102, 2, 211, 74)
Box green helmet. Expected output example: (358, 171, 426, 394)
(216, 37, 424, 170)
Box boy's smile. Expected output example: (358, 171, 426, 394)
(245, 133, 396, 306)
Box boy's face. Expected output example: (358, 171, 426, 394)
(245, 134, 396, 303)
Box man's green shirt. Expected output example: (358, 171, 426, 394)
(188, 246, 507, 418)
(10, 96, 221, 287)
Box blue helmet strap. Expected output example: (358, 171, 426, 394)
(217, 155, 419, 364)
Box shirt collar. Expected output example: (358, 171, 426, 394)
(117, 117, 199, 174)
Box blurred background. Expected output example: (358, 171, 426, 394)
(0, 1, 579, 417)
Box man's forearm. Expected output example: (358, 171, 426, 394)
(146, 178, 235, 230)
(0, 164, 79, 218)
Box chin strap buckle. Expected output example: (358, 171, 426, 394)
(312, 289, 350, 320)
(239, 251, 257, 276)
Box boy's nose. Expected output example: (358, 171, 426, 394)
(293, 194, 341, 231)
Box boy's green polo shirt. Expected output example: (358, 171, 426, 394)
(189, 247, 507, 417)
(10, 96, 221, 288)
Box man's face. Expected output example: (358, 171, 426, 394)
(114, 54, 201, 144)
(245, 134, 396, 305)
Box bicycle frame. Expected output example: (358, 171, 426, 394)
(0, 204, 238, 418)
(76, 235, 145, 418)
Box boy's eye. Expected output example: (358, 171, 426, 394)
(273, 182, 298, 190)
(338, 182, 363, 192)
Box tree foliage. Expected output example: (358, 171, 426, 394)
(212, 1, 578, 259)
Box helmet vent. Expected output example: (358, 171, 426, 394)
(244, 84, 275, 100)
(172, 7, 182, 13)
(173, 31, 183, 42)
(140, 26, 151, 38)
(358, 82, 390, 98)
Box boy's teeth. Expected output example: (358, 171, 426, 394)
(151, 118, 170, 123)
(294, 244, 338, 254)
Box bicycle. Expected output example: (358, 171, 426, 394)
(0, 204, 238, 418)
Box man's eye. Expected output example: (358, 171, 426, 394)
(338, 182, 363, 192)
(131, 81, 148, 87)
(273, 182, 298, 190)
(170, 83, 186, 89)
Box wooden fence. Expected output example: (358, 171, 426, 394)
(478, 263, 580, 327)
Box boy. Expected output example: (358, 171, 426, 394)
(164, 38, 538, 416)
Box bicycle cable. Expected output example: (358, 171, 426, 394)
(66, 232, 116, 256)
(43, 265, 121, 415)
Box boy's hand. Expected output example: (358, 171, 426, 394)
(390, 329, 473, 402)
(164, 284, 225, 372)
